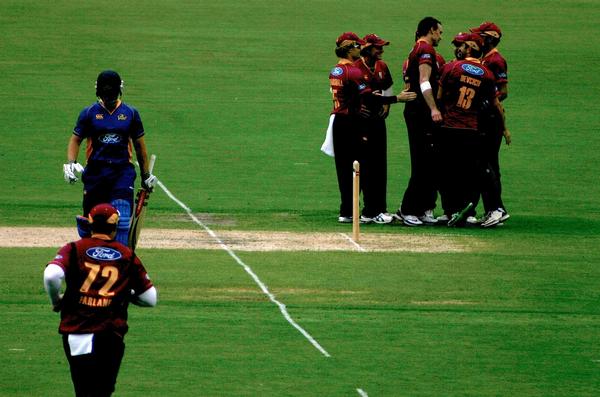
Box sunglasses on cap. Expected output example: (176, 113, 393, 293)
(347, 42, 361, 48)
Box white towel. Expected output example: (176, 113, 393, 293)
(320, 114, 335, 157)
(68, 333, 94, 356)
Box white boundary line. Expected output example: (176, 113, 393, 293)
(157, 180, 331, 357)
(357, 388, 369, 397)
(339, 233, 367, 252)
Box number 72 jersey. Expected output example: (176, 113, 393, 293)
(438, 59, 496, 130)
(48, 238, 153, 335)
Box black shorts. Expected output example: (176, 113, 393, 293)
(62, 332, 125, 397)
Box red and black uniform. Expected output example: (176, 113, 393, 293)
(437, 58, 497, 215)
(330, 60, 369, 218)
(354, 58, 394, 217)
(48, 237, 153, 397)
(479, 48, 508, 213)
(399, 40, 443, 216)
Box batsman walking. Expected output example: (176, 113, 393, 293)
(63, 70, 157, 245)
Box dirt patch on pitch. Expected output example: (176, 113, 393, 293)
(0, 227, 482, 253)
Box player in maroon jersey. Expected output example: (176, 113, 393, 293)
(44, 203, 157, 396)
(395, 17, 444, 227)
(436, 33, 508, 226)
(470, 21, 511, 226)
(329, 32, 415, 223)
(353, 33, 395, 224)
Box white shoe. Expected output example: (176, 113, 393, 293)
(359, 215, 373, 224)
(419, 209, 438, 225)
(372, 212, 393, 224)
(466, 216, 481, 225)
(436, 214, 449, 223)
(401, 213, 423, 226)
(481, 210, 503, 228)
(338, 216, 352, 223)
(499, 209, 510, 222)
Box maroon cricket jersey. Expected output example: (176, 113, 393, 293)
(354, 58, 394, 117)
(354, 58, 393, 91)
(403, 40, 441, 110)
(482, 48, 508, 90)
(329, 61, 369, 116)
(48, 237, 153, 335)
(438, 58, 496, 130)
(404, 53, 446, 83)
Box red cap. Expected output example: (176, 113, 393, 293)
(452, 32, 484, 51)
(452, 32, 471, 45)
(88, 203, 120, 226)
(470, 21, 502, 38)
(336, 32, 366, 47)
(362, 33, 390, 47)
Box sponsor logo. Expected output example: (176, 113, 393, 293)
(358, 83, 367, 90)
(118, 114, 127, 121)
(420, 54, 432, 59)
(86, 247, 122, 261)
(461, 63, 485, 76)
(54, 255, 63, 260)
(95, 114, 104, 120)
(99, 133, 122, 144)
(331, 67, 344, 77)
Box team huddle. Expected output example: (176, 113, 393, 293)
(327, 17, 510, 228)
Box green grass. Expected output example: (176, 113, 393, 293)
(1, 0, 600, 395)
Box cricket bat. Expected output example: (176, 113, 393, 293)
(128, 154, 156, 251)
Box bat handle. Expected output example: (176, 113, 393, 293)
(148, 154, 156, 173)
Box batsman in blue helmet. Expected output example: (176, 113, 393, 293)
(63, 70, 157, 245)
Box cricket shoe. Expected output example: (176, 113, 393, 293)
(481, 209, 503, 228)
(373, 212, 394, 224)
(499, 209, 510, 222)
(394, 211, 423, 226)
(466, 216, 481, 226)
(448, 202, 474, 227)
(338, 216, 353, 223)
(419, 209, 438, 225)
(360, 213, 393, 224)
(436, 214, 450, 225)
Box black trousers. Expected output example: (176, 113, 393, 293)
(400, 108, 438, 216)
(62, 332, 125, 397)
(437, 128, 483, 216)
(332, 114, 362, 217)
(473, 113, 505, 213)
(360, 118, 388, 217)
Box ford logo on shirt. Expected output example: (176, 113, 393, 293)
(331, 67, 343, 76)
(461, 63, 484, 76)
(86, 247, 122, 261)
(99, 133, 122, 144)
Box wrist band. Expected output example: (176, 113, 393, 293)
(420, 81, 432, 93)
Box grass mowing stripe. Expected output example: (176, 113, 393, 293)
(156, 178, 331, 357)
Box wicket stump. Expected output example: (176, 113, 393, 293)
(352, 160, 360, 241)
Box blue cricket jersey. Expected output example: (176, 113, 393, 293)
(74, 101, 144, 165)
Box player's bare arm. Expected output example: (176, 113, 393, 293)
(133, 137, 157, 190)
(493, 98, 511, 145)
(419, 63, 442, 122)
(63, 135, 85, 183)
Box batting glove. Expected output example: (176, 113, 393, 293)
(63, 161, 84, 184)
(142, 173, 158, 191)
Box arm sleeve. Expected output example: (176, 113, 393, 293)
(43, 264, 65, 306)
(131, 286, 157, 307)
